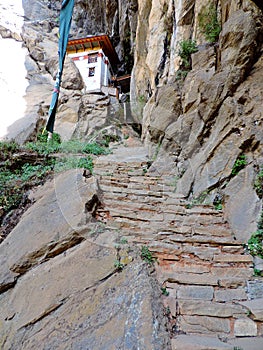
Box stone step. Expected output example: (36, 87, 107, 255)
(99, 184, 169, 198)
(171, 335, 233, 350)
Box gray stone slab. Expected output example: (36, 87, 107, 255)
(239, 298, 263, 321)
(247, 280, 263, 300)
(178, 315, 231, 334)
(215, 288, 247, 302)
(171, 334, 232, 350)
(229, 337, 263, 350)
(234, 318, 258, 337)
(178, 300, 246, 318)
(177, 285, 214, 300)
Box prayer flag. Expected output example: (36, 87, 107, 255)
(46, 0, 75, 133)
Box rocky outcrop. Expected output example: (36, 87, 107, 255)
(93, 143, 262, 348)
(0, 167, 170, 349)
(131, 0, 263, 241)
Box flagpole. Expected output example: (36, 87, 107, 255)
(46, 0, 75, 134)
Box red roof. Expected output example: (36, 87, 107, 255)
(67, 34, 119, 65)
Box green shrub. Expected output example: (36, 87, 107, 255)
(54, 156, 93, 173)
(37, 129, 61, 144)
(161, 287, 169, 296)
(198, 4, 221, 43)
(178, 39, 198, 69)
(254, 166, 263, 198)
(231, 154, 247, 176)
(247, 231, 263, 258)
(141, 246, 155, 264)
(0, 141, 19, 156)
(247, 211, 263, 259)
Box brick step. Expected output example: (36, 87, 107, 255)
(100, 192, 167, 205)
(94, 160, 149, 167)
(99, 184, 170, 198)
(98, 180, 174, 193)
(98, 199, 166, 212)
(97, 205, 226, 228)
(98, 217, 159, 233)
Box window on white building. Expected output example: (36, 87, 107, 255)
(88, 54, 98, 63)
(88, 67, 95, 77)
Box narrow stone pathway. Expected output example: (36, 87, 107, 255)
(93, 144, 263, 349)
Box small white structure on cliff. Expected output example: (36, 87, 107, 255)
(67, 34, 119, 93)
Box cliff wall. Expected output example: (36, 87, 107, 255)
(131, 0, 263, 241)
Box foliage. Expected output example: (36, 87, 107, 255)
(185, 191, 208, 209)
(0, 132, 105, 221)
(161, 287, 169, 296)
(254, 268, 263, 277)
(178, 39, 198, 69)
(54, 156, 93, 173)
(0, 160, 54, 215)
(114, 260, 125, 271)
(0, 141, 19, 157)
(231, 154, 247, 176)
(119, 237, 128, 244)
(198, 4, 221, 43)
(141, 246, 155, 264)
(254, 166, 263, 198)
(176, 70, 189, 81)
(247, 231, 263, 258)
(214, 202, 223, 211)
(213, 194, 223, 211)
(26, 137, 110, 156)
(37, 129, 61, 144)
(246, 211, 263, 259)
(25, 140, 61, 155)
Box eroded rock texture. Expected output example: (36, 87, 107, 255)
(131, 0, 263, 241)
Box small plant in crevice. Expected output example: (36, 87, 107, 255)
(114, 260, 125, 271)
(141, 246, 155, 265)
(175, 69, 189, 81)
(161, 287, 169, 296)
(119, 237, 128, 245)
(198, 3, 221, 43)
(246, 211, 263, 259)
(185, 191, 208, 209)
(254, 166, 263, 198)
(231, 154, 247, 176)
(178, 39, 198, 70)
(253, 268, 263, 277)
(213, 193, 223, 211)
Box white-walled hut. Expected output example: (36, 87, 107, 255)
(66, 34, 119, 93)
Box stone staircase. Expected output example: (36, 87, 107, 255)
(93, 146, 262, 349)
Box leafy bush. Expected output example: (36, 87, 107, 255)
(178, 39, 198, 69)
(141, 246, 155, 264)
(54, 156, 93, 173)
(198, 4, 221, 43)
(0, 161, 54, 214)
(254, 166, 263, 198)
(0, 141, 19, 156)
(246, 211, 263, 259)
(37, 129, 61, 144)
(231, 154, 247, 176)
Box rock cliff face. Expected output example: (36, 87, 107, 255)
(6, 0, 138, 142)
(1, 0, 263, 348)
(131, 0, 263, 241)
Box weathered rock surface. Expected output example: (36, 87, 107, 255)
(131, 0, 263, 242)
(0, 165, 170, 349)
(1, 243, 169, 349)
(92, 143, 263, 347)
(0, 169, 100, 293)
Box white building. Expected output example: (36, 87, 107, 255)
(67, 34, 119, 93)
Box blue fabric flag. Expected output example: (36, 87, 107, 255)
(46, 0, 75, 133)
